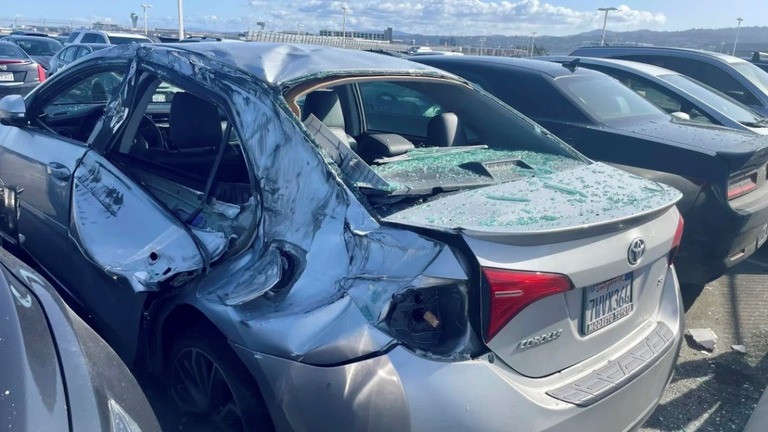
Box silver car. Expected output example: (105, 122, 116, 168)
(0, 43, 684, 431)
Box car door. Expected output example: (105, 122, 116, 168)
(0, 57, 205, 361)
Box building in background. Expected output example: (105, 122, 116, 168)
(319, 27, 393, 43)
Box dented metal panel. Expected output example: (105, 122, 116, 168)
(70, 151, 204, 288)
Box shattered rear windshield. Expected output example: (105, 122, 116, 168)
(371, 148, 583, 193)
(300, 77, 588, 196)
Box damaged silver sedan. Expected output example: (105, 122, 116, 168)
(0, 43, 685, 431)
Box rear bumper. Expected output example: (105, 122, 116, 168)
(236, 267, 684, 432)
(677, 185, 768, 284)
(0, 82, 38, 97)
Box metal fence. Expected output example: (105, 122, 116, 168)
(245, 31, 413, 53)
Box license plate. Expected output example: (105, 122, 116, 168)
(583, 273, 633, 335)
(152, 93, 166, 103)
(758, 223, 768, 249)
(0, 72, 13, 82)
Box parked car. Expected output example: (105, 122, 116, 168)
(750, 52, 768, 73)
(570, 46, 768, 117)
(540, 56, 768, 135)
(0, 42, 46, 97)
(67, 30, 153, 45)
(0, 42, 685, 431)
(10, 30, 49, 37)
(0, 246, 159, 431)
(1, 35, 63, 73)
(411, 55, 768, 284)
(53, 33, 70, 45)
(48, 43, 111, 75)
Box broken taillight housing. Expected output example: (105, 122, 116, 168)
(384, 280, 480, 358)
(668, 214, 685, 265)
(482, 268, 572, 343)
(728, 171, 759, 200)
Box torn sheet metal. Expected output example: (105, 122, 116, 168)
(70, 151, 204, 288)
(168, 42, 451, 86)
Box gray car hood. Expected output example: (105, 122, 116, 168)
(383, 162, 681, 241)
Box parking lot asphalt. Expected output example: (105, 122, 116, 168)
(641, 247, 768, 432)
(140, 249, 768, 431)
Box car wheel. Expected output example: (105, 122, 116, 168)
(168, 324, 275, 432)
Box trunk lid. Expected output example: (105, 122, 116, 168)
(384, 162, 682, 377)
(617, 118, 768, 172)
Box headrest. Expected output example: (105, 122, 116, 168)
(301, 89, 345, 130)
(170, 92, 223, 149)
(427, 112, 467, 147)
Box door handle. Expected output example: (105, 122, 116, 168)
(46, 162, 71, 181)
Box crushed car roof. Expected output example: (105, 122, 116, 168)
(147, 42, 455, 86)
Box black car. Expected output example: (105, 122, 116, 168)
(48, 43, 111, 75)
(411, 55, 768, 284)
(0, 42, 46, 97)
(0, 35, 63, 73)
(0, 246, 159, 431)
(569, 46, 768, 118)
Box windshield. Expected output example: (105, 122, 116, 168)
(732, 61, 768, 96)
(661, 73, 765, 125)
(15, 38, 62, 56)
(299, 78, 586, 197)
(555, 75, 666, 123)
(0, 44, 28, 59)
(109, 36, 151, 45)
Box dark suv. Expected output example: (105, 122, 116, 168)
(571, 46, 768, 117)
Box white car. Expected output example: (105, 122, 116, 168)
(65, 31, 152, 46)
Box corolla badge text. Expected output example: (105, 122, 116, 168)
(518, 329, 563, 349)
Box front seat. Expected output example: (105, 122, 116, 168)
(144, 92, 238, 180)
(301, 89, 357, 151)
(427, 112, 467, 147)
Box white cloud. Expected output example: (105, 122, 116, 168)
(71, 0, 668, 36)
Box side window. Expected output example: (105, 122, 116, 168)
(36, 69, 125, 142)
(60, 47, 77, 62)
(95, 35, 108, 44)
(75, 47, 92, 60)
(359, 81, 445, 136)
(47, 71, 124, 105)
(80, 33, 98, 43)
(620, 55, 760, 106)
(66, 32, 80, 43)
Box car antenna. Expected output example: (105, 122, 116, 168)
(563, 58, 580, 72)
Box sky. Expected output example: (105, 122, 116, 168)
(2, 0, 766, 36)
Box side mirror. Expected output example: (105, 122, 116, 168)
(0, 95, 28, 127)
(671, 111, 691, 121)
(727, 90, 747, 102)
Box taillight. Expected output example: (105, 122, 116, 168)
(728, 171, 759, 200)
(37, 65, 46, 83)
(0, 60, 27, 65)
(483, 268, 572, 342)
(669, 214, 685, 265)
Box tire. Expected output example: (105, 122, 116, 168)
(167, 323, 275, 432)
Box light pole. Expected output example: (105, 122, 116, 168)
(341, 5, 349, 47)
(140, 4, 152, 36)
(598, 7, 617, 46)
(177, 0, 185, 41)
(297, 23, 303, 35)
(732, 17, 744, 56)
(479, 37, 485, 55)
(530, 32, 537, 57)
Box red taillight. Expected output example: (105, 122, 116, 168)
(483, 268, 572, 342)
(728, 172, 759, 200)
(669, 214, 685, 265)
(36, 64, 46, 83)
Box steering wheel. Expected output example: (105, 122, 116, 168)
(134, 115, 165, 152)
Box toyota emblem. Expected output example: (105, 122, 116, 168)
(628, 238, 645, 266)
(0, 64, 6, 71)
